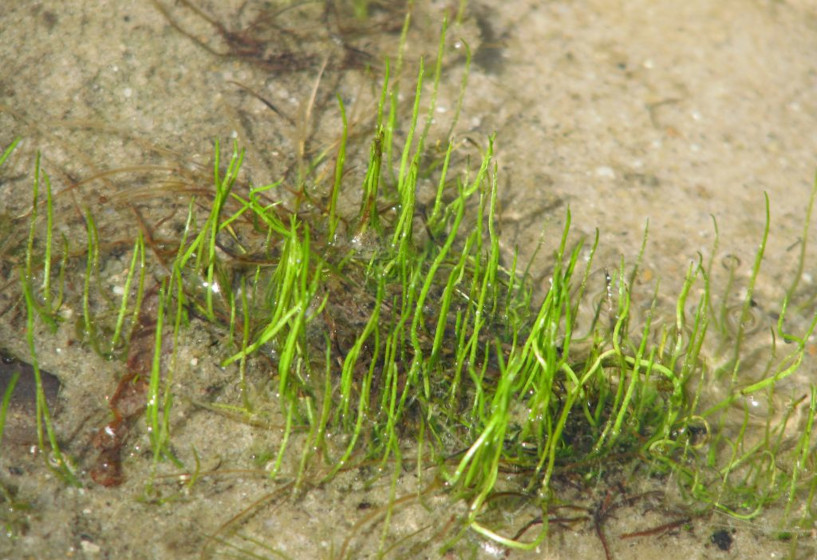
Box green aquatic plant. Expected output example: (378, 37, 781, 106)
(5, 19, 817, 559)
(139, 125, 814, 556)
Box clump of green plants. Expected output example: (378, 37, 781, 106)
(4, 18, 817, 560)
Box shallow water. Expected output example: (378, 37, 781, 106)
(1, 1, 816, 558)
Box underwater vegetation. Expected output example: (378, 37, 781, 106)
(2, 2, 817, 558)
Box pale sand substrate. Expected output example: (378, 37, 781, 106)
(1, 1, 816, 558)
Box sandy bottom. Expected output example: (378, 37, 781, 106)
(1, 0, 816, 558)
